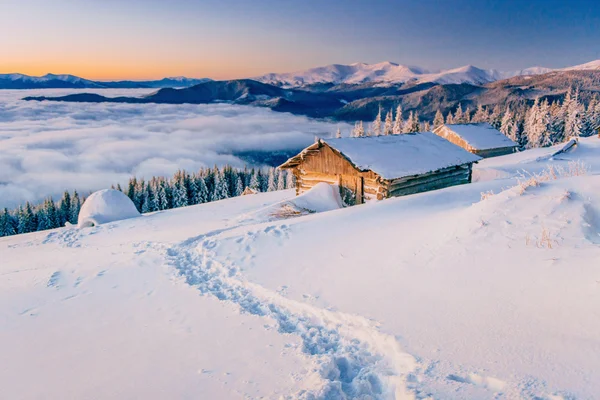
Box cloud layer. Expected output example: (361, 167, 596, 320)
(0, 89, 349, 208)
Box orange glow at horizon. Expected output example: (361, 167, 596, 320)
(0, 60, 280, 81)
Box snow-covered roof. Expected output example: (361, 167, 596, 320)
(281, 132, 481, 180)
(437, 123, 517, 151)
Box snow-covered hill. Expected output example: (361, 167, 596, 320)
(2, 137, 600, 399)
(254, 61, 565, 87)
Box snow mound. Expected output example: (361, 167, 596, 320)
(78, 189, 140, 228)
(239, 183, 342, 223)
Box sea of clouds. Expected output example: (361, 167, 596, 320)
(0, 89, 349, 209)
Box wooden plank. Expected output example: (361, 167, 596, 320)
(387, 168, 469, 191)
(388, 174, 470, 197)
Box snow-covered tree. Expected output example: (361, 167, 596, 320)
(212, 169, 230, 200)
(471, 104, 488, 123)
(172, 171, 189, 208)
(0, 208, 16, 237)
(70, 192, 81, 224)
(393, 105, 403, 134)
(402, 111, 420, 133)
(383, 109, 393, 135)
(453, 104, 464, 124)
(335, 126, 342, 139)
(500, 106, 516, 141)
(445, 111, 454, 125)
(267, 168, 278, 192)
(277, 170, 286, 191)
(433, 110, 444, 128)
(372, 107, 382, 136)
(353, 121, 365, 137)
(563, 88, 583, 139)
(249, 169, 261, 191)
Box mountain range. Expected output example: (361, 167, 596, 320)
(0, 73, 211, 89)
(20, 60, 600, 122)
(254, 59, 600, 87)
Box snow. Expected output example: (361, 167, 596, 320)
(77, 189, 140, 228)
(2, 137, 600, 399)
(321, 133, 481, 179)
(438, 123, 517, 150)
(254, 61, 558, 87)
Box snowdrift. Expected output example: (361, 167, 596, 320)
(77, 189, 140, 228)
(239, 183, 342, 223)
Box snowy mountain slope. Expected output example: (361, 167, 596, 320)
(255, 61, 557, 87)
(2, 137, 600, 399)
(561, 59, 600, 71)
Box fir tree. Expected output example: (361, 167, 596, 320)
(433, 110, 444, 128)
(267, 168, 278, 192)
(58, 191, 71, 226)
(372, 107, 382, 136)
(277, 170, 286, 191)
(393, 105, 403, 134)
(70, 191, 81, 225)
(383, 110, 393, 135)
(285, 170, 295, 189)
(335, 126, 342, 139)
(0, 208, 16, 237)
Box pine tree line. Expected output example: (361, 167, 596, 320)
(342, 88, 600, 147)
(0, 166, 295, 238)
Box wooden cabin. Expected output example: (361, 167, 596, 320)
(433, 123, 518, 158)
(279, 132, 481, 206)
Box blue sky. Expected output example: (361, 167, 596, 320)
(1, 0, 599, 79)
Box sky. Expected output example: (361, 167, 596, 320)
(1, 0, 600, 80)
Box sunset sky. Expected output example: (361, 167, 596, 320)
(2, 0, 600, 80)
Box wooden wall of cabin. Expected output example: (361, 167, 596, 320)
(383, 164, 472, 198)
(473, 147, 516, 158)
(292, 144, 384, 205)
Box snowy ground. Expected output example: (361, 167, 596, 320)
(2, 137, 600, 399)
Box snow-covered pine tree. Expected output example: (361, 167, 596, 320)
(70, 192, 81, 224)
(500, 106, 515, 141)
(453, 104, 464, 124)
(433, 110, 444, 128)
(335, 126, 342, 139)
(445, 111, 454, 125)
(172, 171, 189, 208)
(393, 105, 403, 134)
(356, 121, 365, 137)
(249, 169, 261, 191)
(235, 174, 245, 196)
(403, 111, 420, 133)
(464, 106, 472, 123)
(267, 168, 278, 192)
(489, 105, 502, 129)
(213, 169, 230, 200)
(524, 98, 541, 148)
(58, 191, 71, 227)
(194, 175, 209, 204)
(0, 208, 16, 237)
(383, 110, 393, 135)
(277, 169, 285, 191)
(563, 88, 583, 139)
(472, 104, 487, 123)
(372, 107, 382, 136)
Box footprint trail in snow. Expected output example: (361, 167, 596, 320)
(166, 224, 419, 399)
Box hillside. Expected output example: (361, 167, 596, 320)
(2, 137, 600, 399)
(24, 69, 600, 122)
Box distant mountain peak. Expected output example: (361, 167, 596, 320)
(254, 60, 600, 87)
